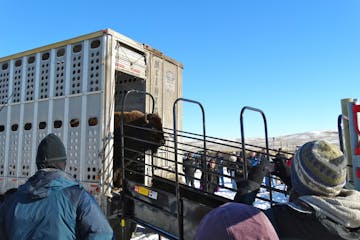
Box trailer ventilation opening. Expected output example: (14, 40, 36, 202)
(39, 122, 47, 129)
(70, 118, 80, 128)
(24, 123, 32, 130)
(88, 117, 98, 126)
(11, 124, 18, 131)
(54, 120, 62, 129)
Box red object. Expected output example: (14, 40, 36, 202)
(357, 168, 360, 179)
(286, 158, 292, 167)
(352, 104, 360, 135)
(355, 146, 360, 155)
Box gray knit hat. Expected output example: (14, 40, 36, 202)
(36, 133, 67, 170)
(291, 140, 347, 197)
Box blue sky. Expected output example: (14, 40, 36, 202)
(1, 1, 359, 138)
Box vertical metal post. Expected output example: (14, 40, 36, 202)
(347, 100, 360, 190)
(338, 114, 344, 153)
(240, 106, 271, 203)
(120, 89, 155, 240)
(173, 98, 206, 240)
(341, 98, 355, 183)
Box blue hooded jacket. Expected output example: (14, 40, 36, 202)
(0, 169, 114, 239)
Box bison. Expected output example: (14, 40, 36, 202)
(113, 110, 165, 188)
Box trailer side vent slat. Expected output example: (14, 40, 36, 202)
(55, 48, 66, 97)
(13, 60, 22, 103)
(39, 52, 50, 99)
(88, 38, 102, 92)
(70, 43, 83, 94)
(26, 56, 36, 101)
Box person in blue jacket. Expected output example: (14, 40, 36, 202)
(0, 133, 114, 239)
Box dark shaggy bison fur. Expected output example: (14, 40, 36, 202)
(113, 110, 165, 188)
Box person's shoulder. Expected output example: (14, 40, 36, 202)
(267, 201, 313, 218)
(62, 184, 87, 205)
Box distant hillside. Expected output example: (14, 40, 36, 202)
(236, 130, 340, 152)
(183, 130, 340, 154)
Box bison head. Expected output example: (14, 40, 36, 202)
(114, 110, 165, 155)
(143, 113, 165, 153)
(113, 110, 165, 187)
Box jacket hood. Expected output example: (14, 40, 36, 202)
(18, 169, 79, 199)
(295, 189, 360, 239)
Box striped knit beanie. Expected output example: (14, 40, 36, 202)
(291, 140, 347, 197)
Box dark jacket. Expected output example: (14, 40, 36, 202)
(207, 167, 219, 193)
(235, 158, 360, 239)
(265, 199, 360, 240)
(234, 159, 266, 205)
(0, 169, 114, 240)
(183, 155, 197, 175)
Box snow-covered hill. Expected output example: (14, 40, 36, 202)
(241, 130, 340, 151)
(184, 130, 340, 154)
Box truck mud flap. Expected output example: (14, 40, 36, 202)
(182, 198, 214, 239)
(125, 180, 179, 237)
(124, 179, 228, 239)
